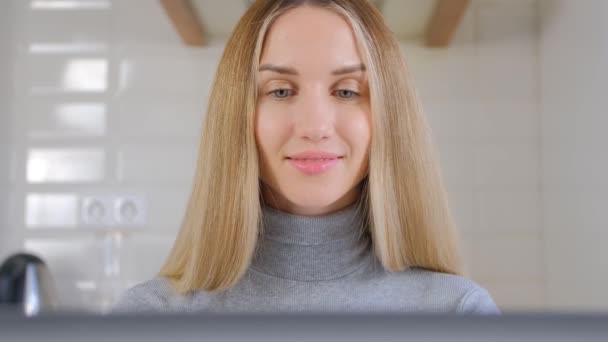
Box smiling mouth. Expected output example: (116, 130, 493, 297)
(286, 157, 343, 175)
(286, 157, 344, 161)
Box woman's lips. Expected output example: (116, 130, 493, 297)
(287, 156, 343, 175)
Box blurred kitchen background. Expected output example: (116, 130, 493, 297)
(0, 0, 606, 314)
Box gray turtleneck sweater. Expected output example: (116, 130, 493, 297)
(112, 203, 499, 314)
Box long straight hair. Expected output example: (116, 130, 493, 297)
(160, 0, 464, 294)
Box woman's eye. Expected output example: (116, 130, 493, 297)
(336, 89, 359, 99)
(269, 88, 293, 99)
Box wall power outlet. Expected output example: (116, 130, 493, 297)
(80, 194, 147, 228)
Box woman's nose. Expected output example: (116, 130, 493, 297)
(294, 89, 335, 142)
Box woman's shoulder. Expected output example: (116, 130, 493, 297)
(111, 276, 187, 314)
(376, 266, 501, 314)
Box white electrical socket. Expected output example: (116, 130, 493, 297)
(80, 194, 147, 228)
(113, 195, 147, 226)
(81, 196, 113, 227)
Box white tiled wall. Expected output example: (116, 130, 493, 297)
(540, 0, 608, 311)
(1, 0, 16, 264)
(0, 0, 552, 312)
(406, 0, 543, 310)
(2, 0, 221, 311)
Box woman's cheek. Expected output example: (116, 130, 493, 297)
(256, 107, 290, 156)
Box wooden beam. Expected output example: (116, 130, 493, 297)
(160, 0, 206, 46)
(426, 0, 470, 47)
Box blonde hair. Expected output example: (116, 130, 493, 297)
(160, 0, 464, 294)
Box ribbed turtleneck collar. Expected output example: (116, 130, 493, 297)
(250, 201, 372, 282)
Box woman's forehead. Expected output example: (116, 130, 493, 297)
(259, 6, 363, 69)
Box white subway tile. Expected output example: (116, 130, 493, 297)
(475, 100, 538, 142)
(111, 0, 187, 45)
(544, 230, 608, 311)
(121, 233, 175, 284)
(545, 229, 608, 282)
(0, 194, 8, 234)
(406, 45, 480, 102)
(116, 48, 218, 98)
(542, 134, 608, 188)
(25, 6, 110, 48)
(423, 101, 480, 141)
(545, 285, 608, 312)
(0, 143, 10, 184)
(116, 143, 197, 183)
(115, 97, 205, 139)
(144, 186, 190, 231)
(476, 1, 538, 43)
(25, 193, 79, 228)
(477, 190, 541, 233)
(116, 40, 225, 64)
(470, 233, 543, 280)
(461, 233, 475, 276)
(24, 236, 102, 280)
(0, 188, 19, 262)
(543, 190, 607, 233)
(447, 191, 476, 234)
(29, 0, 111, 11)
(425, 99, 539, 144)
(474, 0, 537, 8)
(27, 100, 106, 138)
(474, 143, 539, 188)
(26, 148, 105, 183)
(476, 3, 538, 101)
(540, 136, 570, 188)
(476, 47, 537, 102)
(27, 56, 109, 93)
(436, 142, 475, 191)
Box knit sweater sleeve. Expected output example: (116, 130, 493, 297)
(457, 286, 501, 314)
(110, 277, 179, 314)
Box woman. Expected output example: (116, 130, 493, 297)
(113, 0, 499, 314)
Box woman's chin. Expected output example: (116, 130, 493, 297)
(280, 191, 353, 215)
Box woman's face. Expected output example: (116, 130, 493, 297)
(255, 6, 371, 216)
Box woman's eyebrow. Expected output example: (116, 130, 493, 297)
(258, 64, 298, 75)
(258, 63, 366, 76)
(331, 63, 366, 75)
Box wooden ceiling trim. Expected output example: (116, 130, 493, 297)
(160, 0, 206, 46)
(426, 0, 470, 47)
